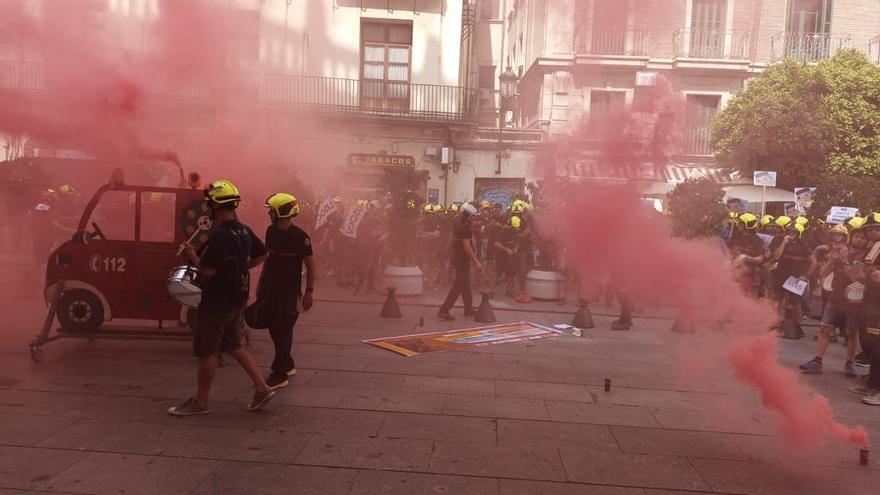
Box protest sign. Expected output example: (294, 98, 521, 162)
(783, 276, 808, 296)
(826, 206, 859, 224)
(339, 204, 367, 239)
(314, 199, 338, 231)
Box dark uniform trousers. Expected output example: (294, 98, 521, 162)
(268, 299, 299, 377)
(440, 263, 473, 314)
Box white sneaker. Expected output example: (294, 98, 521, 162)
(863, 393, 880, 406)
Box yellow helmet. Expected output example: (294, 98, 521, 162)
(432, 204, 445, 213)
(847, 216, 866, 230)
(447, 203, 460, 213)
(204, 179, 240, 206)
(356, 199, 369, 209)
(775, 215, 792, 229)
(760, 214, 775, 227)
(509, 215, 522, 230)
(333, 195, 343, 203)
(59, 184, 75, 195)
(830, 224, 849, 237)
(738, 213, 758, 230)
(795, 216, 809, 226)
(407, 199, 417, 210)
(265, 192, 300, 218)
(479, 200, 491, 210)
(864, 212, 880, 229)
(509, 200, 526, 213)
(423, 204, 435, 214)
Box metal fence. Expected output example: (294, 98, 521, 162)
(257, 73, 478, 122)
(771, 33, 850, 63)
(673, 29, 751, 60)
(576, 28, 650, 56)
(682, 127, 713, 156)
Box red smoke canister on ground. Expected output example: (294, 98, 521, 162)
(860, 447, 870, 466)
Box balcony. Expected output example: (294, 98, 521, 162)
(256, 74, 478, 123)
(673, 29, 750, 60)
(576, 28, 650, 57)
(682, 128, 713, 156)
(771, 33, 850, 63)
(0, 60, 43, 92)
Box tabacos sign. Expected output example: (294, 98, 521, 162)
(349, 153, 415, 167)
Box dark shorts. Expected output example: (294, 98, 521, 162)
(193, 306, 243, 357)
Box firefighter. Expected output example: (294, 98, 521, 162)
(170, 179, 274, 416)
(259, 193, 316, 390)
(496, 215, 522, 297)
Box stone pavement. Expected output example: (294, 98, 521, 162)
(0, 288, 878, 494)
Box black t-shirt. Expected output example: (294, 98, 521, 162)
(199, 220, 266, 308)
(450, 219, 473, 267)
(261, 224, 313, 303)
(727, 233, 764, 258)
(484, 222, 502, 260)
(773, 238, 811, 278)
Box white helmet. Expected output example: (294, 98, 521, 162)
(461, 203, 478, 216)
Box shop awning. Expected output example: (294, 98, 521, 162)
(567, 162, 742, 184)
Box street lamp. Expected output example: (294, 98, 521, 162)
(496, 66, 518, 174)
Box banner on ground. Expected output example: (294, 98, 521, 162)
(827, 206, 859, 225)
(339, 204, 367, 239)
(314, 199, 338, 231)
(364, 321, 563, 357)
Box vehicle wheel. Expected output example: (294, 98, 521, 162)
(57, 289, 104, 333)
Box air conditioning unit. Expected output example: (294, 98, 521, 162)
(636, 71, 657, 87)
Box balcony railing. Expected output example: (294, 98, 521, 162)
(682, 128, 713, 156)
(0, 60, 43, 92)
(257, 74, 478, 122)
(869, 36, 880, 64)
(673, 29, 751, 60)
(771, 33, 850, 62)
(576, 28, 650, 57)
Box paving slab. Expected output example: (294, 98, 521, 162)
(559, 449, 710, 491)
(443, 394, 549, 420)
(495, 380, 593, 402)
(451, 363, 540, 381)
(337, 389, 446, 414)
(294, 434, 434, 471)
(268, 385, 348, 408)
(498, 419, 619, 451)
(34, 418, 192, 456)
(499, 480, 646, 495)
(362, 359, 455, 377)
(349, 470, 500, 495)
(688, 457, 833, 495)
(610, 426, 748, 460)
(428, 441, 566, 481)
(546, 401, 660, 428)
(0, 413, 77, 447)
(190, 462, 358, 495)
(379, 412, 497, 443)
(38, 452, 220, 495)
(163, 426, 313, 463)
(648, 404, 776, 435)
(303, 370, 406, 391)
(589, 388, 687, 408)
(0, 446, 89, 491)
(402, 375, 495, 396)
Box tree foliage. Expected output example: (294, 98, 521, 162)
(667, 179, 726, 239)
(712, 49, 880, 191)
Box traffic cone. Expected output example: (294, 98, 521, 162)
(572, 299, 595, 329)
(670, 312, 696, 334)
(474, 292, 496, 323)
(380, 287, 402, 318)
(779, 305, 803, 340)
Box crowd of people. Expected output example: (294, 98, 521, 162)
(723, 202, 880, 406)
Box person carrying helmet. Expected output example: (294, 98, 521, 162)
(438, 203, 482, 320)
(728, 213, 765, 297)
(769, 219, 816, 333)
(800, 222, 864, 377)
(254, 192, 316, 390)
(170, 179, 274, 416)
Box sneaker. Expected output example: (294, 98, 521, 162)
(855, 352, 870, 366)
(849, 385, 877, 396)
(798, 358, 823, 374)
(610, 319, 631, 331)
(437, 313, 455, 321)
(167, 398, 210, 417)
(845, 362, 857, 378)
(247, 389, 276, 412)
(287, 368, 297, 377)
(862, 393, 880, 406)
(266, 374, 289, 390)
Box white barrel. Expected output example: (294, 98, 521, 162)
(383, 265, 424, 296)
(525, 270, 565, 301)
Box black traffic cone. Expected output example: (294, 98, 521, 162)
(474, 292, 496, 323)
(780, 304, 803, 340)
(380, 287, 402, 318)
(670, 312, 696, 334)
(572, 299, 595, 329)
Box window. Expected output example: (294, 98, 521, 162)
(788, 0, 832, 34)
(591, 0, 629, 55)
(140, 192, 176, 243)
(686, 94, 721, 129)
(361, 20, 413, 112)
(478, 65, 496, 89)
(589, 90, 626, 132)
(480, 0, 499, 20)
(90, 191, 136, 241)
(689, 0, 727, 57)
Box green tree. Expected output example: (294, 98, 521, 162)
(667, 179, 726, 239)
(712, 49, 880, 191)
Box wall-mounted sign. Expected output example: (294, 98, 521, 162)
(349, 153, 415, 167)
